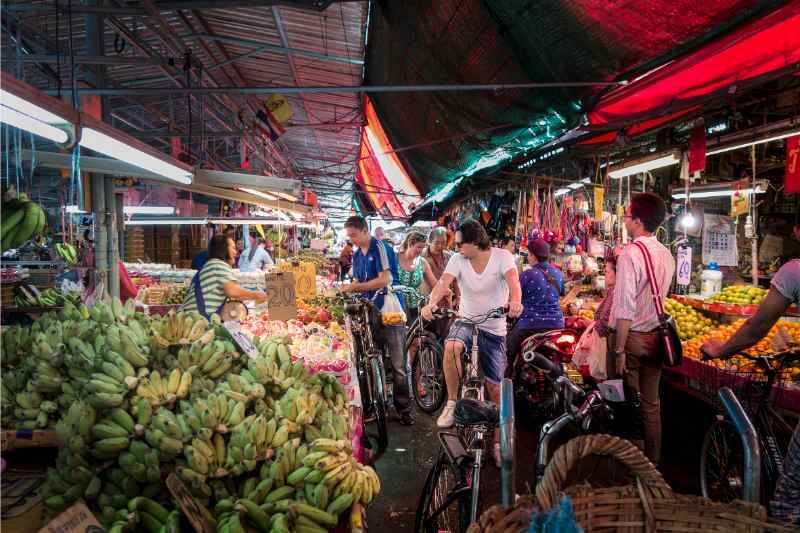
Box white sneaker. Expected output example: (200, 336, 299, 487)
(437, 400, 457, 428)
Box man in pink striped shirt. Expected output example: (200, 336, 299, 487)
(609, 192, 675, 463)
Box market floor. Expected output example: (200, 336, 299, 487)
(365, 384, 714, 531)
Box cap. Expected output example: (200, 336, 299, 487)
(530, 238, 550, 258)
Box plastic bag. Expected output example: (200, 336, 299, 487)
(572, 321, 607, 380)
(380, 290, 406, 326)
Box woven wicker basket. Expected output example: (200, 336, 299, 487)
(468, 434, 796, 533)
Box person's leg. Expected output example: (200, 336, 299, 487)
(437, 322, 472, 428)
(638, 353, 662, 464)
(478, 329, 507, 466)
(505, 327, 525, 371)
(621, 347, 644, 452)
(383, 323, 414, 423)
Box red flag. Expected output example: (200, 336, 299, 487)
(787, 135, 800, 194)
(688, 125, 706, 174)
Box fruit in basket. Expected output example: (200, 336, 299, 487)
(707, 285, 769, 305)
(665, 298, 719, 341)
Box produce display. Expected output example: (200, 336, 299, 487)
(1, 192, 47, 252)
(295, 250, 329, 270)
(299, 296, 345, 324)
(682, 318, 800, 382)
(707, 285, 769, 305)
(138, 284, 189, 306)
(12, 283, 82, 308)
(664, 298, 719, 341)
(0, 300, 377, 532)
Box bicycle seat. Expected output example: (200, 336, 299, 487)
(454, 398, 498, 427)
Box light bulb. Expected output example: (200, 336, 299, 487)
(678, 212, 696, 229)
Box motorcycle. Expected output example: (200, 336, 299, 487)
(511, 326, 589, 423)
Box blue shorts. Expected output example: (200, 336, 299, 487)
(446, 321, 506, 384)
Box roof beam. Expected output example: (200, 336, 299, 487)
(2, 1, 362, 15)
(187, 33, 364, 66)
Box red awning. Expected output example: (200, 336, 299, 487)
(589, 3, 800, 126)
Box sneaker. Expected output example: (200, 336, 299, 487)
(437, 400, 457, 428)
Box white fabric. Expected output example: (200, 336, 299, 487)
(610, 235, 675, 332)
(444, 247, 516, 336)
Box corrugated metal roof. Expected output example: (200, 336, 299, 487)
(1, 1, 367, 203)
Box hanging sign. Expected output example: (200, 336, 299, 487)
(730, 178, 750, 218)
(676, 245, 692, 287)
(265, 272, 297, 321)
(786, 135, 800, 194)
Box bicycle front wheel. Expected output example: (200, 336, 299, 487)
(415, 452, 470, 533)
(413, 338, 446, 413)
(700, 418, 746, 502)
(369, 356, 389, 453)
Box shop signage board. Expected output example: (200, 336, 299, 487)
(265, 271, 297, 321)
(166, 474, 215, 533)
(38, 503, 102, 533)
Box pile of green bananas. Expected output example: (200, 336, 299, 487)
(12, 285, 81, 308)
(1, 192, 47, 252)
(55, 242, 78, 265)
(0, 302, 377, 532)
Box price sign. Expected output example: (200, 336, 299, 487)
(166, 474, 215, 533)
(265, 272, 297, 321)
(39, 502, 103, 533)
(223, 321, 258, 359)
(676, 245, 692, 287)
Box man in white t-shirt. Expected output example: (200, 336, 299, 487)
(422, 220, 523, 440)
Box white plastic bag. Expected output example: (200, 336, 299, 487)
(572, 321, 607, 380)
(380, 290, 406, 326)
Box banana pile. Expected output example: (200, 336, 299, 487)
(55, 242, 78, 265)
(12, 285, 81, 308)
(1, 192, 47, 252)
(1, 301, 377, 532)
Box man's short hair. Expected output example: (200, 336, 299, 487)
(458, 219, 491, 250)
(630, 192, 667, 233)
(344, 216, 368, 232)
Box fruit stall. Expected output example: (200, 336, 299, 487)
(1, 298, 378, 533)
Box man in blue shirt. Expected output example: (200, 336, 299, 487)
(238, 234, 273, 272)
(506, 238, 565, 366)
(341, 215, 414, 426)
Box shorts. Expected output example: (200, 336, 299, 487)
(446, 321, 506, 384)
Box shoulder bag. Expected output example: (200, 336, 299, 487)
(632, 241, 682, 367)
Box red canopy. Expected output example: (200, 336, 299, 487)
(589, 2, 800, 127)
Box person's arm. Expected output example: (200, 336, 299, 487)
(611, 251, 638, 373)
(504, 267, 523, 317)
(702, 287, 791, 359)
(421, 257, 438, 289)
(344, 270, 390, 293)
(427, 272, 455, 309)
(223, 281, 266, 302)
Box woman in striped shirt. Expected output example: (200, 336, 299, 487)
(182, 234, 267, 317)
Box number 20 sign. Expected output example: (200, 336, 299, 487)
(265, 272, 297, 321)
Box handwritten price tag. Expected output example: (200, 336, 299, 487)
(223, 321, 258, 359)
(39, 502, 103, 533)
(265, 272, 297, 321)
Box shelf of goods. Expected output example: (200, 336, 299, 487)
(663, 296, 800, 413)
(0, 298, 379, 533)
(671, 290, 800, 317)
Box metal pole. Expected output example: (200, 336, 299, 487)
(718, 387, 761, 502)
(42, 80, 626, 97)
(105, 177, 120, 298)
(500, 378, 516, 507)
(92, 174, 108, 297)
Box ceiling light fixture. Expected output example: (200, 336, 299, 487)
(239, 187, 278, 201)
(0, 105, 69, 143)
(671, 181, 768, 200)
(65, 205, 87, 214)
(208, 218, 297, 226)
(124, 217, 207, 226)
(80, 127, 192, 185)
(608, 152, 679, 179)
(272, 191, 298, 202)
(707, 129, 800, 155)
(123, 206, 175, 215)
(554, 187, 571, 197)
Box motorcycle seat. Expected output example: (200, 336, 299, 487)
(454, 398, 499, 427)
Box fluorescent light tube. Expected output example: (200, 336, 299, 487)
(1, 105, 69, 143)
(568, 182, 583, 190)
(124, 206, 175, 215)
(0, 89, 67, 124)
(209, 218, 297, 226)
(124, 219, 207, 226)
(707, 129, 800, 155)
(65, 205, 87, 214)
(554, 188, 571, 197)
(80, 127, 192, 185)
(608, 153, 679, 179)
(239, 188, 278, 201)
(672, 185, 766, 200)
(272, 191, 298, 202)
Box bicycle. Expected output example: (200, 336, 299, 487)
(344, 287, 405, 457)
(403, 288, 448, 413)
(414, 307, 508, 533)
(699, 349, 800, 506)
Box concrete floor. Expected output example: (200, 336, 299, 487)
(365, 383, 714, 531)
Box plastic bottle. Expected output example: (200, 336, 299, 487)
(701, 262, 723, 298)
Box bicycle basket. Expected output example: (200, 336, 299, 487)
(698, 358, 791, 417)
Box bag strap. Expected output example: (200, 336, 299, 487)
(193, 269, 227, 320)
(535, 262, 560, 293)
(632, 241, 665, 317)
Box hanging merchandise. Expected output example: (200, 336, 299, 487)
(786, 134, 800, 193)
(730, 177, 750, 218)
(702, 213, 738, 266)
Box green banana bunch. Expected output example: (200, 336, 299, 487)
(1, 193, 46, 252)
(55, 242, 78, 265)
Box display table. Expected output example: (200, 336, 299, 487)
(671, 294, 800, 317)
(663, 357, 800, 414)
